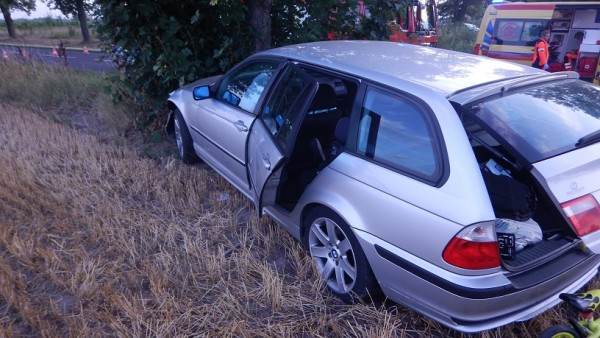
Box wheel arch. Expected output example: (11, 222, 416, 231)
(165, 99, 181, 136)
(299, 198, 365, 245)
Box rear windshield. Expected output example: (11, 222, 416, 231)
(475, 80, 600, 163)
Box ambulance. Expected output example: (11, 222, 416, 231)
(474, 2, 600, 84)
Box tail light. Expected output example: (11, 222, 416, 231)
(561, 194, 600, 237)
(442, 222, 501, 270)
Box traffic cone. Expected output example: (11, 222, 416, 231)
(52, 48, 59, 57)
(2, 50, 8, 60)
(83, 46, 89, 54)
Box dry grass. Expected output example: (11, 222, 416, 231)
(0, 61, 593, 337)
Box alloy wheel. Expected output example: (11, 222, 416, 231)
(308, 217, 357, 294)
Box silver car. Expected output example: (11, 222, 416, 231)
(167, 41, 600, 333)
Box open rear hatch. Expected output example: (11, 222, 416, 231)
(456, 78, 600, 275)
(462, 115, 597, 274)
(533, 142, 600, 254)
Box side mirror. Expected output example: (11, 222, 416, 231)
(193, 85, 210, 100)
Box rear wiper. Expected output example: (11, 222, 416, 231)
(576, 129, 600, 148)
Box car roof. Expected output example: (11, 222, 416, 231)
(260, 41, 543, 96)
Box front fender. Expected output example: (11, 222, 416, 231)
(165, 74, 223, 135)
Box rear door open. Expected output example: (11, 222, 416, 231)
(246, 64, 318, 215)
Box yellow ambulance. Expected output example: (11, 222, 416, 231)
(475, 2, 600, 83)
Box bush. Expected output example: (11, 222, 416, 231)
(95, 0, 407, 113)
(437, 22, 479, 53)
(96, 0, 253, 108)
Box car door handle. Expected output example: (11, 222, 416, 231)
(233, 120, 248, 132)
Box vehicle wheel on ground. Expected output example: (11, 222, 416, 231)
(173, 109, 199, 164)
(304, 206, 380, 303)
(539, 325, 581, 338)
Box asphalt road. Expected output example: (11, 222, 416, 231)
(0, 45, 115, 72)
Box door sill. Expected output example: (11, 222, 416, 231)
(263, 205, 301, 240)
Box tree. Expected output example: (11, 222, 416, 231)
(44, 0, 94, 43)
(95, 0, 422, 125)
(96, 0, 253, 106)
(438, 0, 485, 23)
(248, 0, 273, 51)
(0, 0, 35, 39)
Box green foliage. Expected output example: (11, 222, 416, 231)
(438, 0, 485, 23)
(271, 0, 335, 45)
(437, 22, 478, 53)
(44, 0, 94, 17)
(360, 0, 408, 40)
(96, 0, 418, 120)
(0, 0, 35, 13)
(96, 0, 253, 108)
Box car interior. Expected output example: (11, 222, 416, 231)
(275, 70, 359, 211)
(460, 112, 579, 271)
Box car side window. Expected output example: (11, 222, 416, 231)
(261, 66, 312, 151)
(356, 87, 440, 182)
(217, 61, 280, 113)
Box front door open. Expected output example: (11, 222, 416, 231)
(246, 64, 318, 214)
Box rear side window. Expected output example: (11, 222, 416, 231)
(494, 19, 548, 46)
(356, 87, 442, 184)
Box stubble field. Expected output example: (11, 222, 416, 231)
(0, 61, 587, 337)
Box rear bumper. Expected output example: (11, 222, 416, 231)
(355, 229, 600, 333)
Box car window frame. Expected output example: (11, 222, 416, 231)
(347, 82, 449, 187)
(256, 61, 364, 156)
(215, 56, 286, 116)
(257, 63, 319, 154)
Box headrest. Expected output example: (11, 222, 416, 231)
(311, 85, 337, 110)
(335, 117, 350, 143)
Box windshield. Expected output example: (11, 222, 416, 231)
(475, 80, 600, 163)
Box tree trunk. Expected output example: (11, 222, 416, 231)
(0, 3, 16, 39)
(76, 0, 90, 44)
(453, 0, 468, 22)
(248, 0, 272, 52)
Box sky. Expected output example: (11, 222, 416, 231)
(11, 0, 65, 20)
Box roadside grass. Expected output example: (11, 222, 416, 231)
(0, 60, 131, 141)
(0, 60, 590, 337)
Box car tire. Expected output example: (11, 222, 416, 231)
(539, 324, 580, 338)
(173, 109, 199, 164)
(303, 206, 380, 303)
